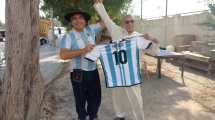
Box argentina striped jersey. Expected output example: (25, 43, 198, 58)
(60, 23, 102, 71)
(85, 36, 152, 88)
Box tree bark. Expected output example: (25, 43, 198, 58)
(0, 0, 44, 120)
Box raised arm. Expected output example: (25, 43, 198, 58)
(93, 0, 124, 40)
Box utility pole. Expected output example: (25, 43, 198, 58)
(164, 0, 168, 47)
(141, 0, 143, 20)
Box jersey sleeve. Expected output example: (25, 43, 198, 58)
(89, 23, 102, 34)
(84, 46, 101, 62)
(136, 37, 153, 50)
(60, 34, 72, 49)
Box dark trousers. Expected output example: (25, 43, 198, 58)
(71, 69, 101, 120)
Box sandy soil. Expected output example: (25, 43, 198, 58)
(41, 56, 215, 120)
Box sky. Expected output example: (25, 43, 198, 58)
(0, 0, 212, 23)
(128, 0, 210, 18)
(0, 0, 5, 23)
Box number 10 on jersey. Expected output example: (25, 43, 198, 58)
(113, 50, 128, 65)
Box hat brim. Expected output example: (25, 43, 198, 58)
(64, 11, 91, 22)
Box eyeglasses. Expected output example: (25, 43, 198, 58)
(125, 20, 134, 24)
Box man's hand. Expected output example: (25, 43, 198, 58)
(94, 0, 103, 4)
(83, 44, 95, 53)
(142, 33, 159, 44)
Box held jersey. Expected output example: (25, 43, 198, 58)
(85, 36, 153, 88)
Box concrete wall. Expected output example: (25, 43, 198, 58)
(134, 12, 215, 47)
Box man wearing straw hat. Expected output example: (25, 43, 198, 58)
(59, 9, 105, 120)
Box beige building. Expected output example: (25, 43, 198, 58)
(134, 11, 215, 47)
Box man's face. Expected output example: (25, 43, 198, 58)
(71, 14, 86, 31)
(123, 16, 134, 34)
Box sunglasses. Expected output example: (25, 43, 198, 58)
(125, 20, 134, 24)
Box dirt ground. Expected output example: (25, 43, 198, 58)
(41, 56, 215, 120)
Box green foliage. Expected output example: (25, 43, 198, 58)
(209, 4, 215, 15)
(41, 0, 132, 28)
(201, 4, 215, 30)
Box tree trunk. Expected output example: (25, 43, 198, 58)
(0, 0, 44, 120)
